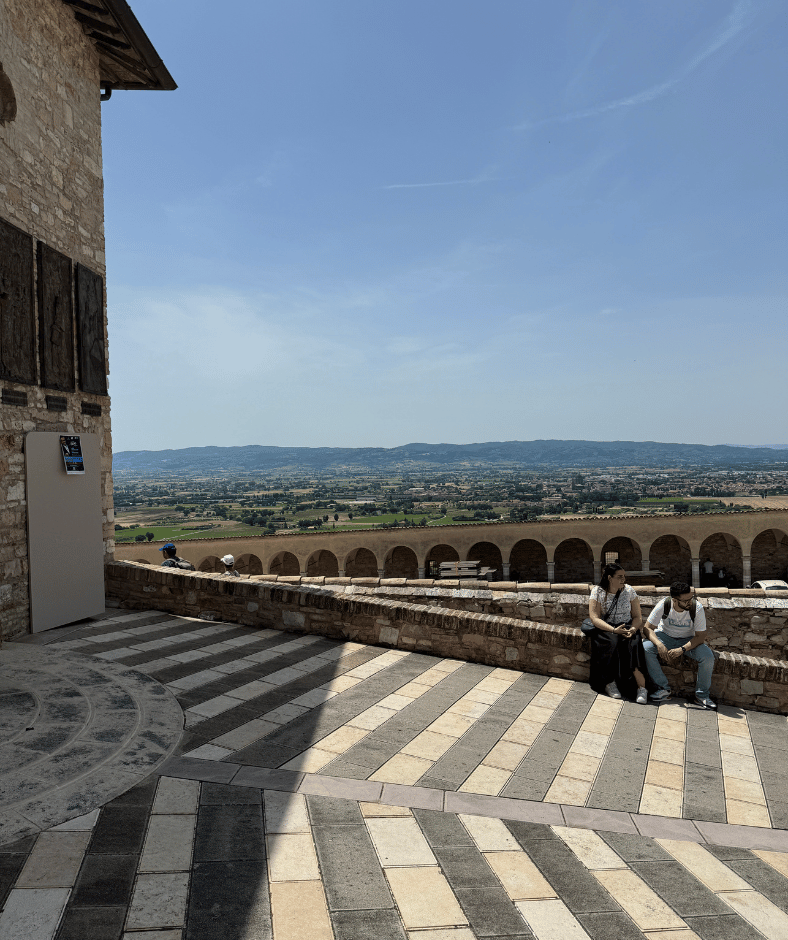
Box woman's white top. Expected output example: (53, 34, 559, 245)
(590, 584, 638, 625)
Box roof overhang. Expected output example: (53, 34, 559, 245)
(60, 0, 177, 92)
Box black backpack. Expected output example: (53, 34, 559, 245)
(661, 596, 695, 624)
(170, 557, 196, 571)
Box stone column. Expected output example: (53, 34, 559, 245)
(502, 563, 510, 580)
(691, 557, 700, 589)
(338, 568, 345, 577)
(593, 560, 601, 584)
(742, 554, 751, 588)
(642, 559, 650, 572)
(547, 561, 555, 582)
(418, 567, 425, 579)
(378, 568, 385, 579)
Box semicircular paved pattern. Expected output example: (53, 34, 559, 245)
(0, 644, 183, 846)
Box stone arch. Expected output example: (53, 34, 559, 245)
(345, 547, 379, 578)
(509, 539, 548, 582)
(649, 535, 692, 586)
(467, 542, 503, 576)
(425, 543, 460, 578)
(700, 533, 743, 587)
(307, 549, 339, 578)
(235, 553, 263, 575)
(269, 551, 300, 576)
(198, 555, 223, 573)
(384, 546, 419, 580)
(751, 528, 788, 582)
(554, 538, 593, 583)
(600, 536, 642, 573)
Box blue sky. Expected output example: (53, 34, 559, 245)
(103, 0, 787, 452)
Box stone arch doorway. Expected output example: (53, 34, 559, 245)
(345, 548, 378, 578)
(751, 528, 788, 582)
(600, 536, 642, 573)
(467, 542, 503, 577)
(554, 539, 593, 583)
(700, 533, 743, 587)
(649, 535, 692, 586)
(307, 549, 339, 578)
(235, 553, 263, 575)
(269, 551, 300, 576)
(425, 544, 460, 578)
(198, 555, 223, 573)
(384, 546, 419, 579)
(509, 539, 548, 582)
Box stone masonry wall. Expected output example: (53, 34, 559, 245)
(105, 562, 788, 715)
(1, 0, 113, 639)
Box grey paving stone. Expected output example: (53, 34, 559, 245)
(704, 844, 757, 861)
(186, 860, 272, 940)
(433, 844, 501, 888)
(754, 744, 788, 777)
(686, 708, 721, 738)
(503, 820, 559, 842)
(760, 771, 788, 803)
(300, 775, 382, 803)
(312, 824, 394, 911)
(683, 740, 722, 769)
(726, 857, 788, 909)
(413, 808, 476, 846)
(228, 741, 303, 768)
(306, 795, 365, 827)
(0, 853, 27, 908)
(453, 886, 533, 937)
(444, 792, 563, 825)
(69, 853, 138, 906)
(417, 744, 500, 791)
(55, 905, 127, 940)
(193, 805, 265, 862)
(380, 783, 443, 811)
(694, 821, 788, 852)
(499, 772, 552, 803)
(105, 774, 159, 808)
(576, 911, 645, 940)
(330, 908, 406, 940)
(683, 913, 770, 940)
(509, 758, 559, 788)
(561, 806, 638, 834)
(514, 839, 621, 914)
(633, 815, 703, 842)
(768, 800, 788, 829)
(318, 760, 370, 781)
(598, 831, 673, 861)
(200, 783, 261, 805)
(631, 860, 730, 916)
(89, 806, 149, 855)
(156, 756, 239, 784)
(683, 762, 726, 823)
(230, 766, 303, 793)
(520, 729, 574, 767)
(0, 835, 36, 855)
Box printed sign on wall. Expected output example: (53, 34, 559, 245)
(60, 435, 85, 474)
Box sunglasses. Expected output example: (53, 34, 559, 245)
(675, 594, 696, 607)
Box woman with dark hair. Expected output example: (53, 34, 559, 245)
(587, 563, 652, 703)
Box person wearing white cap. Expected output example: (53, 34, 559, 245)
(222, 554, 240, 577)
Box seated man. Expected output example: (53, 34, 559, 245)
(158, 542, 196, 570)
(642, 581, 716, 709)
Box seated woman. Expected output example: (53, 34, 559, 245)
(587, 562, 652, 704)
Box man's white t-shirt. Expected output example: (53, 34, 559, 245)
(646, 599, 706, 639)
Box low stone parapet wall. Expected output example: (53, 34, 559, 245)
(105, 561, 788, 715)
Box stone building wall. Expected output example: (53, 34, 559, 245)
(1, 0, 113, 639)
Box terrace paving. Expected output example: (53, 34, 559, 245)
(1, 609, 787, 939)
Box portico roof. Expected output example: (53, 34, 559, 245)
(61, 0, 177, 92)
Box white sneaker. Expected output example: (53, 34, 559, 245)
(636, 687, 648, 705)
(604, 682, 622, 699)
(695, 694, 717, 710)
(649, 689, 671, 702)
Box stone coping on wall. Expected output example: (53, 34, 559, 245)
(104, 561, 788, 714)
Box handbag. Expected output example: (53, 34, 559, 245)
(581, 587, 622, 635)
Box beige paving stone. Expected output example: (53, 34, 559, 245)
(186, 695, 241, 719)
(656, 840, 752, 892)
(448, 699, 490, 719)
(725, 800, 772, 828)
(489, 667, 522, 682)
(267, 832, 321, 881)
(530, 691, 566, 710)
(502, 719, 544, 746)
(579, 714, 617, 736)
(485, 851, 558, 900)
(655, 701, 688, 723)
(428, 712, 476, 738)
(557, 752, 601, 783)
(721, 752, 761, 783)
(121, 931, 182, 940)
(153, 777, 200, 815)
(269, 881, 333, 940)
(184, 744, 233, 761)
(402, 730, 457, 761)
(369, 754, 434, 785)
(649, 737, 685, 766)
(139, 814, 196, 873)
(587, 696, 623, 718)
(460, 815, 520, 851)
(718, 734, 755, 758)
(290, 688, 339, 708)
(346, 659, 396, 679)
(654, 719, 686, 743)
(722, 890, 788, 940)
(544, 677, 574, 693)
(224, 679, 277, 701)
(396, 681, 434, 697)
(753, 850, 788, 878)
(570, 731, 610, 759)
(51, 809, 101, 831)
(554, 827, 627, 870)
(406, 929, 476, 940)
(126, 872, 190, 930)
(483, 740, 529, 771)
(211, 718, 279, 751)
(458, 765, 511, 796)
(386, 867, 468, 929)
(433, 659, 465, 673)
(516, 898, 593, 939)
(544, 775, 592, 807)
(378, 692, 418, 710)
(643, 931, 701, 940)
(320, 675, 361, 692)
(16, 831, 91, 887)
(645, 761, 685, 791)
(360, 802, 412, 817)
(0, 888, 71, 940)
(518, 705, 554, 724)
(594, 870, 685, 930)
(315, 725, 370, 753)
(474, 677, 512, 695)
(414, 669, 453, 687)
(264, 791, 310, 833)
(280, 748, 337, 773)
(366, 817, 436, 866)
(464, 688, 501, 705)
(348, 704, 397, 730)
(640, 784, 683, 818)
(723, 776, 767, 806)
(717, 715, 751, 737)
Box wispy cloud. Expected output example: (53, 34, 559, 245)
(516, 0, 751, 130)
(382, 168, 501, 190)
